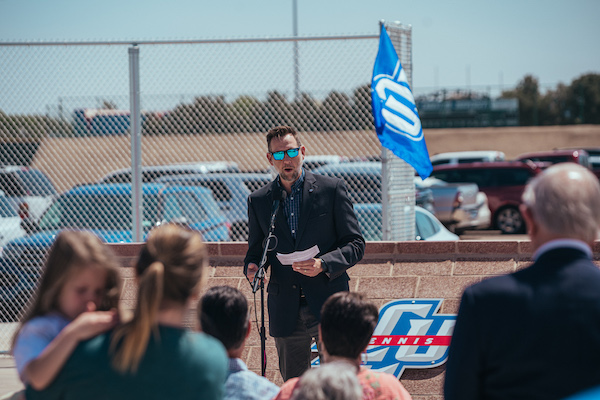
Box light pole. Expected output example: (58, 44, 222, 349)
(293, 0, 299, 100)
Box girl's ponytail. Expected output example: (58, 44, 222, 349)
(111, 261, 164, 373)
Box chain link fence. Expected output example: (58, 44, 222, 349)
(0, 23, 420, 350)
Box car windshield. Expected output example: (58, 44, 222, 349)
(0, 196, 17, 217)
(19, 170, 57, 196)
(38, 194, 160, 231)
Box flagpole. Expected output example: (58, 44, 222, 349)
(379, 20, 390, 241)
(293, 0, 299, 100)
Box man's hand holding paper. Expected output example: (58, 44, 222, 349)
(292, 258, 323, 277)
(276, 245, 323, 277)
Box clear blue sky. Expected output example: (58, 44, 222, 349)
(1, 0, 599, 92)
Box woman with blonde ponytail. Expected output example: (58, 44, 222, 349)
(26, 224, 228, 400)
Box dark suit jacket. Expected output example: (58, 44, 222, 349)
(244, 171, 365, 337)
(444, 247, 600, 400)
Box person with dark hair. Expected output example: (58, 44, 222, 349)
(199, 286, 280, 400)
(274, 292, 412, 400)
(26, 224, 228, 400)
(444, 163, 600, 400)
(244, 125, 365, 381)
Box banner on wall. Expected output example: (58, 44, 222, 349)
(311, 299, 456, 378)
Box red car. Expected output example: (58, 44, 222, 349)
(430, 161, 542, 234)
(515, 149, 590, 169)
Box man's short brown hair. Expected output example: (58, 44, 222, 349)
(320, 292, 379, 360)
(266, 125, 301, 151)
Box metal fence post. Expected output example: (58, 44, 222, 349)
(380, 21, 416, 241)
(129, 45, 142, 242)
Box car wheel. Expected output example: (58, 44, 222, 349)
(495, 207, 524, 234)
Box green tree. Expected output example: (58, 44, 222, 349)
(501, 75, 540, 126)
(231, 95, 262, 133)
(262, 91, 294, 131)
(292, 93, 322, 132)
(352, 84, 373, 130)
(321, 91, 352, 131)
(539, 83, 569, 126)
(566, 73, 600, 124)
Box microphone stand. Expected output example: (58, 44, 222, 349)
(252, 195, 283, 376)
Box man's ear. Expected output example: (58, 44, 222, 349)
(246, 320, 252, 339)
(266, 153, 274, 166)
(317, 324, 329, 360)
(520, 204, 536, 236)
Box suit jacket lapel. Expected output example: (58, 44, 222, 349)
(295, 171, 317, 245)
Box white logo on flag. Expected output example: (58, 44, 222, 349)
(373, 65, 422, 141)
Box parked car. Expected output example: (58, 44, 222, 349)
(0, 183, 229, 321)
(354, 204, 459, 241)
(416, 177, 491, 233)
(430, 150, 505, 166)
(558, 147, 600, 179)
(515, 149, 590, 169)
(311, 162, 436, 214)
(0, 191, 26, 254)
(302, 155, 348, 171)
(157, 172, 272, 241)
(0, 165, 57, 221)
(97, 161, 240, 184)
(431, 161, 542, 234)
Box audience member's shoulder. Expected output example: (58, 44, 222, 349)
(272, 377, 300, 400)
(466, 270, 525, 296)
(192, 331, 227, 352)
(358, 369, 412, 400)
(20, 313, 69, 333)
(225, 368, 280, 400)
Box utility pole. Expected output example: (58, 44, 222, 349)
(293, 0, 299, 100)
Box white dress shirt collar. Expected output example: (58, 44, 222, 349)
(533, 238, 592, 261)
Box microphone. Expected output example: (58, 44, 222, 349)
(269, 189, 286, 230)
(252, 188, 286, 293)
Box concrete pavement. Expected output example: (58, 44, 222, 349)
(0, 357, 23, 396)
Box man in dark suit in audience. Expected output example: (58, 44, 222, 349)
(444, 162, 600, 400)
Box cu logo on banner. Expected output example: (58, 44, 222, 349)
(373, 65, 423, 142)
(311, 299, 455, 378)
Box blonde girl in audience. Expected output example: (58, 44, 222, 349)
(25, 224, 228, 400)
(12, 230, 121, 390)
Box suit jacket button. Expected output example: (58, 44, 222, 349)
(292, 284, 297, 289)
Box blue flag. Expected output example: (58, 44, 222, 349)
(371, 25, 432, 179)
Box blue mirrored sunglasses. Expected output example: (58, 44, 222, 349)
(271, 147, 300, 161)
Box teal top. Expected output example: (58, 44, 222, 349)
(26, 325, 228, 400)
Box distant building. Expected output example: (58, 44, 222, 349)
(416, 97, 519, 128)
(73, 108, 165, 136)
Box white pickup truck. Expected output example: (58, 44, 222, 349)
(416, 177, 491, 234)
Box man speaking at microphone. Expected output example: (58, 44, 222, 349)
(244, 125, 365, 381)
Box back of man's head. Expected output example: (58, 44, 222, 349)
(199, 285, 248, 351)
(290, 361, 362, 400)
(522, 162, 600, 243)
(320, 292, 379, 360)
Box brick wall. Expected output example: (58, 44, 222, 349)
(109, 240, 600, 400)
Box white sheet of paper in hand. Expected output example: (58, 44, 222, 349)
(276, 245, 320, 266)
